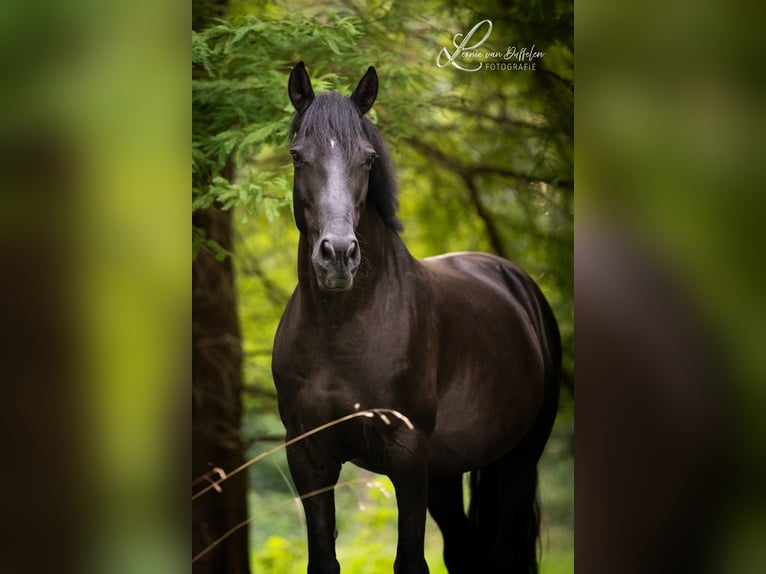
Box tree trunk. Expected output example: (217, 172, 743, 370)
(192, 205, 250, 574)
(192, 1, 249, 571)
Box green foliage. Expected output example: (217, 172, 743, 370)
(192, 224, 233, 261)
(251, 535, 307, 573)
(192, 12, 370, 223)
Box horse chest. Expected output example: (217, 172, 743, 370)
(275, 318, 434, 434)
(302, 335, 406, 396)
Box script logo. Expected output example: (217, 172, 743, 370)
(436, 20, 545, 72)
(436, 20, 493, 72)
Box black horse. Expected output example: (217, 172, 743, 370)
(272, 62, 561, 574)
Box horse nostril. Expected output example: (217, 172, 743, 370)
(345, 240, 358, 264)
(320, 239, 335, 262)
(317, 236, 358, 269)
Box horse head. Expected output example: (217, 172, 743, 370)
(288, 62, 380, 293)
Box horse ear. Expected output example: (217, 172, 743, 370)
(288, 61, 314, 113)
(351, 66, 378, 115)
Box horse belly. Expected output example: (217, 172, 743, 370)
(426, 308, 546, 476)
(428, 377, 545, 476)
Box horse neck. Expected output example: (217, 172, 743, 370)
(297, 205, 413, 320)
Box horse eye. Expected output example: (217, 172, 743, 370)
(290, 150, 303, 165)
(364, 152, 378, 168)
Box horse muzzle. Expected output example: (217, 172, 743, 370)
(312, 232, 361, 293)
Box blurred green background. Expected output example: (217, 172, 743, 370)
(192, 0, 573, 572)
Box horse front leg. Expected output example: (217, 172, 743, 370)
(286, 439, 342, 574)
(390, 431, 430, 574)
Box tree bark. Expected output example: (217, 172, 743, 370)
(192, 206, 250, 574)
(192, 0, 250, 572)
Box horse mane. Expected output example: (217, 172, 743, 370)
(289, 92, 403, 232)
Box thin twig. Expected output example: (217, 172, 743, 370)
(192, 408, 413, 501)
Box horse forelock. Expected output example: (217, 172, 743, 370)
(289, 92, 362, 158)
